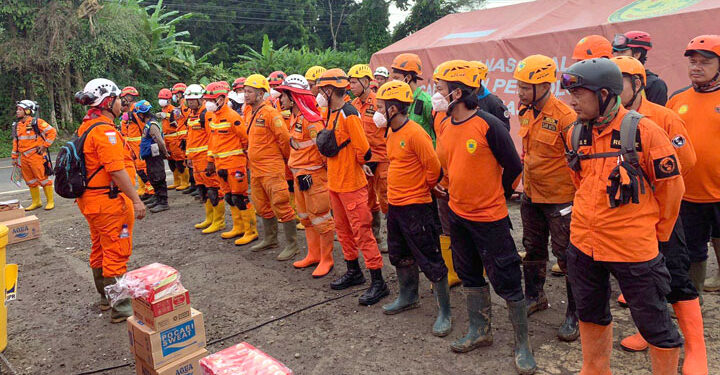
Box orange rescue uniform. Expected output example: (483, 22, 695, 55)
(567, 106, 685, 262)
(186, 108, 216, 188)
(161, 104, 187, 161)
(12, 116, 57, 187)
(387, 120, 441, 206)
(207, 103, 249, 196)
(76, 115, 135, 278)
(352, 91, 389, 213)
(636, 98, 696, 176)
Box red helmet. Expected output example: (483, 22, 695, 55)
(120, 86, 139, 98)
(232, 77, 246, 89)
(613, 31, 652, 52)
(171, 83, 187, 94)
(158, 88, 172, 99)
(203, 82, 230, 99)
(268, 71, 287, 86)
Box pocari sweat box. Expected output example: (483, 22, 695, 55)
(128, 308, 206, 368)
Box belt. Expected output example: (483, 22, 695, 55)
(212, 149, 244, 158)
(126, 137, 142, 142)
(186, 145, 209, 154)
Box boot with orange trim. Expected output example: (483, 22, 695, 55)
(649, 345, 680, 375)
(578, 322, 612, 375)
(673, 298, 708, 375)
(293, 225, 320, 269)
(235, 205, 259, 246)
(312, 230, 335, 278)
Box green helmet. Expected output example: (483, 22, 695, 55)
(560, 58, 623, 96)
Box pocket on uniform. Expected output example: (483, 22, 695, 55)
(535, 128, 559, 145)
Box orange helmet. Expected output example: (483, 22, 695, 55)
(232, 77, 246, 89)
(392, 53, 423, 76)
(171, 83, 187, 94)
(268, 71, 287, 86)
(514, 55, 557, 84)
(433, 60, 479, 88)
(203, 82, 230, 99)
(684, 34, 720, 58)
(573, 35, 613, 60)
(157, 88, 172, 99)
(120, 86, 139, 98)
(610, 56, 646, 85)
(316, 68, 350, 89)
(470, 61, 489, 82)
(377, 81, 414, 103)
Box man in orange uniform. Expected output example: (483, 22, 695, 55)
(561, 58, 683, 373)
(12, 100, 56, 211)
(434, 61, 534, 374)
(183, 84, 215, 230)
(513, 55, 579, 341)
(243, 74, 297, 258)
(120, 86, 154, 200)
(667, 36, 720, 303)
(611, 56, 707, 374)
(374, 81, 450, 337)
(267, 71, 287, 110)
(276, 74, 335, 277)
(157, 88, 186, 190)
(73, 78, 146, 323)
(171, 83, 194, 193)
(315, 68, 389, 305)
(203, 82, 258, 245)
(572, 35, 613, 61)
(349, 63, 388, 251)
(232, 77, 246, 94)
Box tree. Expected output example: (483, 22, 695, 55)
(347, 0, 391, 53)
(392, 0, 485, 41)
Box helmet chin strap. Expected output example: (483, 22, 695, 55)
(518, 85, 550, 117)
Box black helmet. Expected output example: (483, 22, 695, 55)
(560, 58, 624, 96)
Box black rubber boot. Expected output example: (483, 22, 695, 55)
(140, 193, 154, 202)
(359, 268, 390, 306)
(382, 265, 420, 314)
(432, 276, 452, 337)
(523, 260, 549, 316)
(330, 259, 366, 290)
(451, 286, 493, 352)
(182, 184, 197, 195)
(557, 277, 579, 342)
(144, 196, 158, 208)
(150, 197, 169, 213)
(92, 268, 110, 311)
(507, 299, 538, 374)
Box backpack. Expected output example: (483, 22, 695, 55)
(53, 122, 112, 199)
(316, 107, 351, 157)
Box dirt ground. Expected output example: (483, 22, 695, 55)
(3, 189, 719, 375)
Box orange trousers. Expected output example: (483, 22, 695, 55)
(191, 156, 217, 188)
(293, 169, 334, 234)
(329, 187, 383, 270)
(251, 173, 295, 222)
(216, 165, 248, 196)
(165, 138, 185, 161)
(366, 161, 389, 214)
(19, 152, 51, 187)
(86, 195, 135, 278)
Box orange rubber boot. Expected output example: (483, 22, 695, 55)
(673, 299, 708, 375)
(649, 345, 680, 375)
(293, 226, 320, 269)
(312, 230, 335, 278)
(617, 293, 628, 308)
(620, 332, 648, 352)
(579, 322, 613, 375)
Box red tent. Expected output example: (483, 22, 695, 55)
(371, 0, 720, 136)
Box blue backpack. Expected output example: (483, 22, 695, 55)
(53, 122, 111, 199)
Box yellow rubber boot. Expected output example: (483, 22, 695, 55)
(25, 186, 42, 211)
(235, 206, 259, 246)
(43, 185, 55, 210)
(195, 201, 214, 229)
(202, 201, 226, 234)
(146, 182, 155, 195)
(176, 169, 190, 191)
(221, 206, 244, 239)
(440, 235, 461, 287)
(137, 179, 146, 196)
(168, 170, 180, 189)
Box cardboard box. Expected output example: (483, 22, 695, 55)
(200, 342, 293, 375)
(0, 199, 21, 210)
(128, 308, 206, 368)
(132, 288, 192, 331)
(0, 208, 24, 223)
(3, 215, 40, 244)
(135, 348, 208, 375)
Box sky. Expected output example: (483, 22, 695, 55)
(388, 0, 536, 30)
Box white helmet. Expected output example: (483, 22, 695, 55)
(277, 74, 310, 93)
(184, 84, 205, 100)
(16, 100, 38, 115)
(75, 78, 121, 107)
(227, 90, 245, 104)
(374, 67, 390, 78)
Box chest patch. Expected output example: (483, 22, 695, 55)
(400, 139, 406, 149)
(541, 117, 558, 131)
(364, 106, 376, 117)
(609, 129, 642, 151)
(466, 139, 478, 154)
(677, 104, 688, 115)
(294, 121, 303, 133)
(255, 118, 266, 127)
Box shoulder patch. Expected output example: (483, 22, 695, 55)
(671, 135, 686, 148)
(273, 116, 284, 128)
(341, 102, 360, 118)
(653, 154, 680, 179)
(104, 131, 117, 145)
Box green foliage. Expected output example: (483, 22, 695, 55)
(392, 0, 485, 41)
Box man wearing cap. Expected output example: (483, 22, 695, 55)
(612, 31, 668, 105)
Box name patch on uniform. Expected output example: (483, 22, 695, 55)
(541, 117, 558, 131)
(365, 107, 376, 117)
(105, 131, 117, 144)
(466, 139, 478, 154)
(653, 154, 680, 179)
(521, 118, 530, 126)
(255, 118, 266, 127)
(609, 130, 642, 151)
(294, 121, 303, 133)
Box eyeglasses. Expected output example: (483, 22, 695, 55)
(560, 73, 583, 90)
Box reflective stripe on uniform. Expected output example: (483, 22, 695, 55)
(177, 130, 188, 136)
(210, 122, 231, 129)
(186, 146, 209, 155)
(26, 178, 38, 184)
(297, 212, 310, 219)
(42, 127, 53, 134)
(21, 149, 37, 156)
(126, 137, 142, 142)
(214, 149, 244, 158)
(165, 132, 181, 138)
(18, 135, 37, 140)
(311, 212, 332, 225)
(295, 139, 315, 149)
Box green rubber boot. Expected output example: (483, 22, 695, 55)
(276, 220, 300, 261)
(689, 261, 707, 306)
(451, 286, 492, 352)
(507, 299, 538, 374)
(432, 276, 452, 337)
(251, 217, 279, 252)
(104, 276, 132, 323)
(92, 268, 110, 311)
(382, 265, 420, 314)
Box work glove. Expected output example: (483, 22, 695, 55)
(205, 162, 216, 177)
(606, 161, 642, 208)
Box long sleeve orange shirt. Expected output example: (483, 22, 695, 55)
(326, 103, 371, 193)
(287, 113, 325, 172)
(206, 104, 248, 170)
(246, 104, 291, 177)
(351, 91, 388, 162)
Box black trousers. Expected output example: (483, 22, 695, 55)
(387, 203, 447, 282)
(520, 196, 571, 271)
(167, 159, 185, 173)
(146, 156, 168, 204)
(567, 244, 682, 348)
(449, 209, 524, 302)
(660, 219, 698, 304)
(679, 200, 720, 263)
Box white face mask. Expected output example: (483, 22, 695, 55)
(172, 94, 178, 102)
(431, 92, 449, 112)
(237, 92, 245, 104)
(373, 111, 387, 128)
(205, 101, 218, 112)
(270, 88, 281, 99)
(158, 99, 169, 107)
(316, 93, 328, 108)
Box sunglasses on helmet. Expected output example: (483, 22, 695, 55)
(612, 34, 652, 52)
(560, 73, 583, 90)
